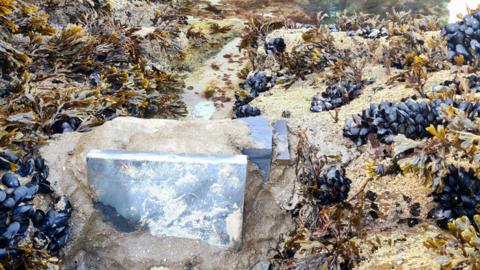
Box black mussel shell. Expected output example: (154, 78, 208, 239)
(32, 210, 45, 228)
(1, 222, 20, 239)
(1, 172, 19, 188)
(17, 159, 35, 177)
(13, 186, 28, 203)
(0, 151, 18, 164)
(39, 181, 55, 194)
(1, 198, 15, 210)
(0, 248, 22, 260)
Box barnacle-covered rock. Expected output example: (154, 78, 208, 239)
(428, 166, 480, 228)
(343, 98, 480, 146)
(442, 10, 480, 63)
(311, 81, 363, 112)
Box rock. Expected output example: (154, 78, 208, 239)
(240, 117, 273, 181)
(40, 117, 292, 269)
(87, 150, 248, 249)
(273, 120, 290, 165)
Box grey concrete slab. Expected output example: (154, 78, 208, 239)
(87, 150, 248, 249)
(273, 120, 290, 164)
(240, 117, 273, 182)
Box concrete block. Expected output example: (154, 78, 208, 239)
(240, 117, 273, 181)
(87, 150, 248, 249)
(273, 120, 290, 164)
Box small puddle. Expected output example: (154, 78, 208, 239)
(190, 101, 217, 119)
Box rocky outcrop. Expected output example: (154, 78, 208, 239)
(40, 117, 293, 269)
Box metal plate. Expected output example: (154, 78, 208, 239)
(87, 150, 248, 249)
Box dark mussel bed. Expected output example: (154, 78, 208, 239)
(0, 154, 71, 267)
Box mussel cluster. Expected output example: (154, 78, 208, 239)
(327, 23, 387, 39)
(328, 24, 339, 32)
(302, 168, 352, 206)
(311, 81, 363, 112)
(428, 166, 480, 228)
(464, 74, 480, 92)
(51, 117, 82, 134)
(265, 37, 286, 55)
(0, 152, 71, 261)
(435, 74, 480, 94)
(450, 74, 480, 93)
(343, 98, 480, 146)
(346, 27, 388, 39)
(234, 70, 276, 118)
(241, 70, 276, 97)
(442, 12, 480, 62)
(234, 105, 261, 118)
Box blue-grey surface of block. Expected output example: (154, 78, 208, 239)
(87, 150, 248, 249)
(240, 117, 273, 181)
(273, 120, 290, 164)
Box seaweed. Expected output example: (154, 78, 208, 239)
(394, 104, 480, 190)
(278, 26, 345, 84)
(382, 31, 447, 72)
(209, 22, 232, 35)
(335, 12, 381, 32)
(0, 0, 188, 156)
(0, 246, 58, 270)
(239, 15, 285, 69)
(425, 216, 480, 269)
(0, 1, 190, 268)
